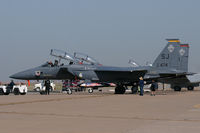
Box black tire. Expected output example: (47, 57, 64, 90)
(13, 88, 20, 95)
(0, 88, 4, 95)
(121, 87, 126, 94)
(20, 93, 26, 95)
(174, 86, 181, 91)
(88, 88, 93, 93)
(4, 89, 10, 95)
(187, 86, 194, 91)
(4, 92, 10, 95)
(40, 91, 46, 95)
(67, 89, 72, 95)
(115, 86, 126, 94)
(131, 86, 138, 94)
(115, 86, 120, 94)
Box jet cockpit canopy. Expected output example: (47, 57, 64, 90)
(74, 52, 100, 65)
(50, 49, 75, 62)
(50, 49, 100, 65)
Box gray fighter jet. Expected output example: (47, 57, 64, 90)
(10, 39, 199, 94)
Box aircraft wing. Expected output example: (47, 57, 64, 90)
(146, 73, 194, 85)
(144, 71, 196, 84)
(94, 69, 147, 83)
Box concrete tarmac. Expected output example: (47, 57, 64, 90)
(0, 90, 200, 133)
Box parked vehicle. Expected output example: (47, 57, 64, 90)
(0, 84, 28, 95)
(34, 80, 55, 95)
(0, 85, 10, 95)
(13, 84, 28, 95)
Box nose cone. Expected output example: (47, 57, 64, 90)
(10, 72, 25, 79)
(10, 69, 35, 80)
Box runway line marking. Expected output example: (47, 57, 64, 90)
(0, 111, 200, 123)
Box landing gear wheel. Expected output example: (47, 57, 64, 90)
(115, 86, 126, 94)
(67, 89, 72, 95)
(121, 87, 126, 94)
(131, 86, 138, 94)
(187, 86, 194, 91)
(20, 93, 26, 95)
(13, 88, 20, 95)
(115, 86, 121, 94)
(0, 89, 4, 95)
(174, 86, 181, 91)
(88, 88, 93, 93)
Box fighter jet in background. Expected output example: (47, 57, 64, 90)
(10, 39, 200, 94)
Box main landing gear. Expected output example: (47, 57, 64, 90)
(187, 86, 194, 91)
(115, 85, 126, 94)
(173, 86, 194, 91)
(115, 84, 138, 94)
(173, 86, 182, 91)
(131, 86, 138, 94)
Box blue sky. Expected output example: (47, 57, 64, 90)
(0, 0, 200, 81)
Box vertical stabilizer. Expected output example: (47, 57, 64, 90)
(152, 39, 189, 72)
(179, 44, 189, 72)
